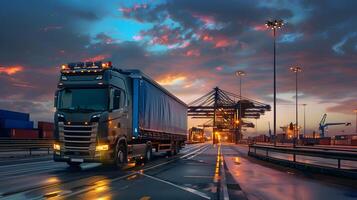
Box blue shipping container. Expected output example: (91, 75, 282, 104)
(0, 109, 29, 121)
(0, 119, 33, 129)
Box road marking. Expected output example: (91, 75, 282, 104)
(3, 144, 210, 199)
(219, 146, 229, 200)
(184, 175, 212, 178)
(140, 173, 211, 199)
(0, 160, 53, 169)
(61, 144, 211, 198)
(0, 164, 62, 177)
(186, 145, 210, 160)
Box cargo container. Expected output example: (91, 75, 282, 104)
(38, 121, 54, 131)
(53, 61, 187, 167)
(0, 128, 38, 139)
(317, 137, 331, 145)
(0, 109, 29, 121)
(40, 130, 53, 138)
(0, 118, 33, 129)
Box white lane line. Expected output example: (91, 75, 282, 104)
(186, 146, 210, 160)
(61, 144, 211, 198)
(140, 173, 211, 200)
(0, 160, 53, 169)
(0, 164, 61, 177)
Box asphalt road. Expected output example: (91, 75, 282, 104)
(0, 143, 356, 200)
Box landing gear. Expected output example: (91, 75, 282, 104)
(167, 142, 179, 156)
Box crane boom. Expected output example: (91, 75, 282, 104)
(319, 114, 351, 137)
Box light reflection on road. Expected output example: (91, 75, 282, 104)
(223, 144, 357, 200)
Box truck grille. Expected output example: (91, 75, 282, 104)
(58, 122, 97, 155)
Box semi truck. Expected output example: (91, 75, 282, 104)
(53, 61, 187, 167)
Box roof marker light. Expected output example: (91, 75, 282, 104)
(61, 64, 69, 70)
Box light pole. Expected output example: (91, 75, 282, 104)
(235, 70, 246, 143)
(302, 104, 307, 138)
(290, 66, 302, 148)
(266, 19, 284, 146)
(354, 109, 357, 133)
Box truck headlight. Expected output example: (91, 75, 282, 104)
(96, 144, 109, 151)
(53, 143, 61, 151)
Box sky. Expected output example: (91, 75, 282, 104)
(0, 0, 356, 136)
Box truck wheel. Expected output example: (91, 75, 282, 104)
(144, 145, 152, 163)
(115, 143, 127, 168)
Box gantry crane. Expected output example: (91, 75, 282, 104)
(319, 114, 351, 137)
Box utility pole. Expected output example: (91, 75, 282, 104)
(266, 19, 284, 147)
(354, 109, 357, 133)
(290, 66, 302, 148)
(235, 70, 246, 144)
(302, 104, 307, 137)
(213, 87, 219, 144)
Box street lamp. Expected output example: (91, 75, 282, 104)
(353, 109, 357, 133)
(290, 66, 302, 148)
(266, 19, 284, 146)
(235, 70, 246, 99)
(235, 70, 246, 144)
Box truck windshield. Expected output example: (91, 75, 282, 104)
(58, 88, 108, 111)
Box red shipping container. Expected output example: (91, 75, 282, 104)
(10, 129, 38, 139)
(351, 140, 357, 146)
(40, 130, 53, 138)
(318, 138, 331, 145)
(38, 121, 54, 131)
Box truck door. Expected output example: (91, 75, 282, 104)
(109, 88, 129, 143)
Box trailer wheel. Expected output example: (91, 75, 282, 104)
(115, 143, 127, 168)
(144, 145, 152, 163)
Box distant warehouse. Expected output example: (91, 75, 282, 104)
(0, 109, 54, 139)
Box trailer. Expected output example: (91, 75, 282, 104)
(53, 61, 187, 167)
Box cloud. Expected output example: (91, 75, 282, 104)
(327, 99, 357, 115)
(0, 65, 24, 75)
(0, 0, 357, 123)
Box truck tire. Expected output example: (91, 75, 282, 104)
(144, 145, 152, 163)
(115, 143, 127, 168)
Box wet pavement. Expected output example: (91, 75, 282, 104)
(223, 144, 357, 200)
(0, 143, 223, 200)
(0, 143, 356, 199)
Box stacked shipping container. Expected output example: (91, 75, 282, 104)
(38, 121, 54, 138)
(0, 109, 54, 139)
(0, 109, 38, 138)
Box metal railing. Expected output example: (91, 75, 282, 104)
(248, 144, 357, 171)
(0, 138, 54, 155)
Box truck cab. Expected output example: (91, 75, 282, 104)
(53, 61, 135, 167)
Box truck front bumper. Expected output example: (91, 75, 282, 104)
(53, 149, 114, 164)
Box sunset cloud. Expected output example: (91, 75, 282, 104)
(0, 65, 24, 75)
(157, 75, 187, 86)
(0, 0, 356, 133)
